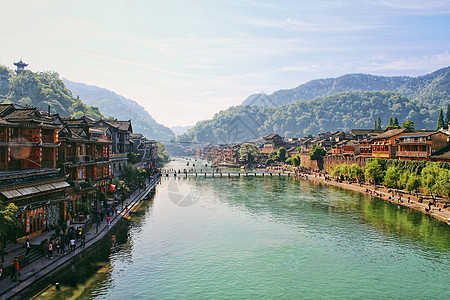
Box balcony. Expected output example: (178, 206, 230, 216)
(396, 151, 428, 158)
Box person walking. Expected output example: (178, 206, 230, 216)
(70, 238, 76, 252)
(25, 239, 31, 256)
(81, 234, 86, 248)
(48, 241, 53, 258)
(65, 235, 70, 254)
(107, 216, 110, 228)
(10, 258, 19, 282)
(56, 238, 61, 256)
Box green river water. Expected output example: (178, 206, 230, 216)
(37, 158, 450, 299)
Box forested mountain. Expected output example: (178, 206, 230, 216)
(242, 67, 450, 107)
(63, 79, 174, 141)
(180, 90, 447, 143)
(0, 65, 102, 119)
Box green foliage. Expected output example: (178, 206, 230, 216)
(421, 164, 441, 198)
(269, 150, 279, 161)
(6, 70, 103, 119)
(156, 142, 170, 166)
(436, 108, 445, 129)
(376, 116, 382, 130)
(401, 120, 415, 131)
(239, 143, 259, 163)
(393, 117, 399, 127)
(405, 173, 421, 193)
(0, 203, 19, 229)
(127, 152, 143, 164)
(436, 168, 450, 199)
(179, 90, 445, 143)
(331, 163, 362, 179)
(309, 145, 326, 161)
(265, 158, 274, 166)
(383, 166, 401, 188)
(243, 67, 450, 108)
(286, 154, 301, 167)
(0, 203, 19, 247)
(364, 159, 385, 184)
(278, 147, 286, 162)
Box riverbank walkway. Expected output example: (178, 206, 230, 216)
(298, 172, 450, 224)
(0, 176, 160, 299)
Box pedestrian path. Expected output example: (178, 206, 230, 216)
(0, 176, 159, 299)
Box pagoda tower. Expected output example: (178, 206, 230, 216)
(14, 59, 28, 74)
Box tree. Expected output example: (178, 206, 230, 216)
(309, 145, 326, 169)
(286, 154, 301, 167)
(268, 150, 278, 161)
(393, 117, 399, 127)
(156, 142, 170, 166)
(239, 143, 259, 164)
(278, 147, 286, 162)
(436, 108, 445, 130)
(364, 159, 385, 185)
(376, 116, 382, 130)
(0, 203, 19, 262)
(349, 164, 363, 179)
(401, 120, 415, 131)
(435, 168, 450, 199)
(388, 117, 393, 126)
(421, 163, 440, 199)
(383, 166, 400, 188)
(405, 174, 421, 194)
(265, 158, 274, 166)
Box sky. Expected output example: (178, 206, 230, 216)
(1, 0, 449, 127)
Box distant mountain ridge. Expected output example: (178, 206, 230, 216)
(181, 66, 450, 143)
(242, 67, 450, 107)
(63, 79, 175, 141)
(181, 90, 448, 144)
(171, 125, 194, 136)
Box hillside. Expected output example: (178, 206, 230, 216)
(63, 79, 175, 141)
(242, 67, 450, 107)
(1, 65, 102, 119)
(171, 125, 194, 136)
(180, 90, 446, 143)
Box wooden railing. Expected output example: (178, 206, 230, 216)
(396, 151, 428, 157)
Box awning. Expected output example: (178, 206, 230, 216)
(1, 189, 22, 198)
(51, 181, 70, 189)
(16, 186, 40, 196)
(36, 184, 55, 192)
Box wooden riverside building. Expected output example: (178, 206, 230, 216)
(0, 104, 69, 239)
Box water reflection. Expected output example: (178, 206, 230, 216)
(35, 158, 450, 299)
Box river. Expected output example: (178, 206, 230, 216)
(36, 158, 450, 299)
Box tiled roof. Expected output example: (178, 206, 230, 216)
(264, 134, 281, 139)
(351, 129, 383, 136)
(103, 120, 132, 131)
(396, 130, 441, 138)
(3, 108, 37, 120)
(0, 169, 65, 190)
(372, 128, 406, 140)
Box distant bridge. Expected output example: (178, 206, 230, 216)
(163, 171, 297, 178)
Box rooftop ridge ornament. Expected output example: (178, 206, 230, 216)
(14, 59, 28, 74)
